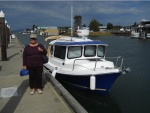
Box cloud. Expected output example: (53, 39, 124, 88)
(0, 1, 73, 29)
(0, 1, 150, 30)
(1, 2, 69, 20)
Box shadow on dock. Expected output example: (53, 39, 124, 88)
(0, 80, 28, 113)
(7, 53, 20, 60)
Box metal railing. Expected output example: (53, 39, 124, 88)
(72, 56, 124, 71)
(106, 56, 124, 68)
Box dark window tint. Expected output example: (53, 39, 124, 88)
(54, 46, 66, 59)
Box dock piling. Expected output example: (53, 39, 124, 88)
(0, 10, 7, 61)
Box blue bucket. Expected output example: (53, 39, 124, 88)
(20, 69, 29, 76)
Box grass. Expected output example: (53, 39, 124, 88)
(62, 31, 114, 36)
(89, 31, 114, 36)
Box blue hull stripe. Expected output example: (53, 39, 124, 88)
(56, 73, 121, 94)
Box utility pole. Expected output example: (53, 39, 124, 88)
(0, 10, 7, 61)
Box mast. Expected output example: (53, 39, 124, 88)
(71, 5, 73, 37)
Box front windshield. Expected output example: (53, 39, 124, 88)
(84, 45, 96, 57)
(67, 45, 105, 59)
(68, 46, 82, 59)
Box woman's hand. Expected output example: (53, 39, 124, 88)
(38, 47, 43, 52)
(23, 66, 27, 70)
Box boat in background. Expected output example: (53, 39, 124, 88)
(131, 27, 139, 38)
(139, 19, 150, 39)
(131, 19, 150, 39)
(43, 28, 130, 95)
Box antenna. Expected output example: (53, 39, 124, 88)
(71, 5, 73, 37)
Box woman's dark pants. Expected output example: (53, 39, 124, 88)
(28, 66, 43, 89)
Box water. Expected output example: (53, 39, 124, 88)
(16, 33, 150, 113)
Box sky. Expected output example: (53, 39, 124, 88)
(0, 0, 150, 30)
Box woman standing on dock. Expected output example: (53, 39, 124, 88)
(23, 34, 47, 95)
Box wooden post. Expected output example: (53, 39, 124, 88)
(0, 10, 7, 61)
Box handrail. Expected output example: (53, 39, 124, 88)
(72, 56, 124, 71)
(106, 56, 124, 68)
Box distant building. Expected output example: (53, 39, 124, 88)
(37, 26, 59, 36)
(37, 26, 50, 29)
(45, 28, 59, 36)
(37, 26, 58, 29)
(99, 26, 107, 31)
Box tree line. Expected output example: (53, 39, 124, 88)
(74, 15, 138, 32)
(27, 15, 138, 32)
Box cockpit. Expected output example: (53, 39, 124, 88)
(50, 45, 106, 60)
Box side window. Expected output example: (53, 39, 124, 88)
(54, 46, 66, 59)
(84, 45, 96, 57)
(68, 46, 82, 59)
(97, 46, 105, 57)
(50, 46, 53, 55)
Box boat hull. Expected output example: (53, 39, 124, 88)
(131, 33, 139, 38)
(55, 72, 121, 95)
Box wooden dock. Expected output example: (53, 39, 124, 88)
(0, 38, 88, 113)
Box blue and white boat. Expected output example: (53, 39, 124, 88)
(44, 29, 130, 94)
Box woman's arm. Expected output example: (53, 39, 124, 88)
(38, 44, 47, 55)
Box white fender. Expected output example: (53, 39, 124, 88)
(90, 76, 96, 90)
(52, 69, 57, 77)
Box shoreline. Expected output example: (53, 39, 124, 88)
(89, 32, 114, 36)
(63, 31, 130, 36)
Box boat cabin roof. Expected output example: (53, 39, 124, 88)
(54, 41, 107, 46)
(49, 37, 108, 46)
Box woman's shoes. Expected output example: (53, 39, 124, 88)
(30, 88, 42, 95)
(37, 89, 43, 94)
(30, 89, 35, 95)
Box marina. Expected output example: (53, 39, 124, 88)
(13, 33, 150, 113)
(1, 1, 150, 113)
